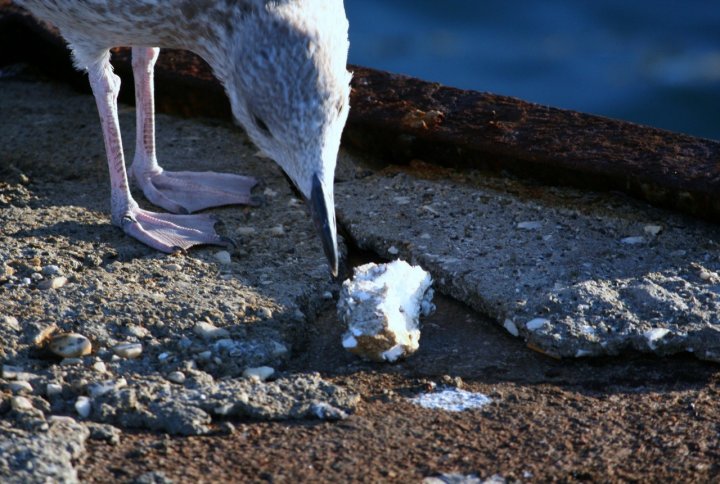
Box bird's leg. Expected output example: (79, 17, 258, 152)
(130, 46, 257, 214)
(86, 54, 229, 252)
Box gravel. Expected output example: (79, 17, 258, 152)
(0, 78, 355, 476)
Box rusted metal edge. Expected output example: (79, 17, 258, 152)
(2, 3, 720, 221)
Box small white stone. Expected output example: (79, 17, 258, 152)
(8, 381, 33, 394)
(112, 343, 143, 359)
(39, 276, 68, 290)
(194, 321, 230, 339)
(263, 187, 278, 197)
(644, 328, 671, 350)
(214, 251, 232, 265)
(268, 225, 285, 236)
(91, 361, 107, 373)
(2, 315, 20, 331)
(41, 264, 61, 276)
(60, 357, 84, 366)
(322, 291, 333, 300)
(621, 236, 645, 245)
(163, 263, 182, 272)
(503, 319, 519, 337)
(11, 396, 34, 411)
(644, 225, 663, 236)
(258, 307, 273, 319)
(388, 246, 400, 255)
(517, 221, 542, 230)
(235, 226, 257, 236)
(158, 352, 170, 361)
(46, 383, 63, 397)
(49, 333, 92, 358)
(167, 371, 186, 384)
(75, 396, 91, 418)
(126, 325, 149, 338)
(526, 318, 550, 331)
(242, 366, 275, 382)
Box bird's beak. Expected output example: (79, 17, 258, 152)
(308, 173, 339, 277)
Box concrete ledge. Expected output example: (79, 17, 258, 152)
(2, 1, 720, 222)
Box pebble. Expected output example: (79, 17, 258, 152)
(41, 264, 61, 276)
(621, 236, 645, 245)
(46, 383, 63, 397)
(2, 315, 20, 331)
(503, 319, 519, 337)
(163, 263, 182, 272)
(60, 357, 84, 366)
(517, 221, 542, 230)
(167, 371, 186, 384)
(235, 226, 257, 236)
(8, 380, 33, 394)
(268, 225, 285, 236)
(92, 361, 107, 373)
(75, 396, 91, 418)
(126, 325, 149, 338)
(49, 333, 92, 358)
(214, 251, 232, 265)
(194, 321, 230, 339)
(644, 224, 663, 236)
(388, 245, 400, 255)
(11, 396, 34, 411)
(112, 343, 143, 359)
(39, 276, 68, 290)
(242, 366, 275, 382)
(526, 318, 550, 331)
(258, 307, 273, 319)
(263, 187, 278, 197)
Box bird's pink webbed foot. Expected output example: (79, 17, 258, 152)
(131, 47, 258, 214)
(119, 205, 229, 252)
(131, 167, 258, 214)
(84, 48, 231, 253)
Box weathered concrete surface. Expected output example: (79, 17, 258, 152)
(0, 77, 360, 481)
(0, 418, 89, 483)
(337, 166, 720, 361)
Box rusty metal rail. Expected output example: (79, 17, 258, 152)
(2, 1, 719, 220)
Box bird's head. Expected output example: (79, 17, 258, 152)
(218, 0, 351, 277)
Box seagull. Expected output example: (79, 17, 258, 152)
(14, 0, 351, 276)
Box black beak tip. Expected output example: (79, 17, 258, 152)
(310, 173, 339, 279)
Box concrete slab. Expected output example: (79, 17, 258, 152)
(337, 168, 720, 361)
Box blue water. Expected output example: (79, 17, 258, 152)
(345, 1, 720, 140)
